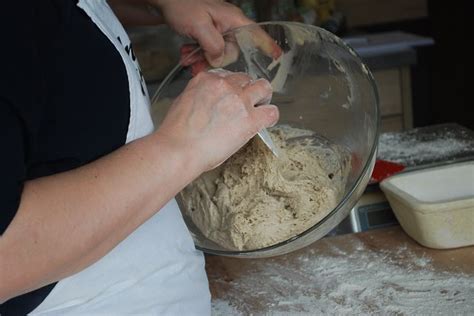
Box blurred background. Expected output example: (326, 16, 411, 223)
(129, 0, 469, 132)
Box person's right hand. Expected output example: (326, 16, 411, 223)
(155, 70, 279, 172)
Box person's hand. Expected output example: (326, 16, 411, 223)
(154, 70, 279, 172)
(154, 0, 248, 66)
(154, 0, 281, 68)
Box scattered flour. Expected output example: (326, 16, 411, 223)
(211, 241, 474, 315)
(378, 129, 474, 167)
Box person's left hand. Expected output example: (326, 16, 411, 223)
(154, 0, 280, 67)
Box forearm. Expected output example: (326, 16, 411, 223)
(0, 133, 200, 303)
(108, 0, 164, 26)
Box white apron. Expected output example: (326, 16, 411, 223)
(31, 1, 210, 314)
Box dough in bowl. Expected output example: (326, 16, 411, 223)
(180, 125, 351, 250)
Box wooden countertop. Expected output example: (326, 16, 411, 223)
(206, 226, 474, 315)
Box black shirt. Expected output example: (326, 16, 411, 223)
(0, 1, 130, 314)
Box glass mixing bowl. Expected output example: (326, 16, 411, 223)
(150, 22, 379, 258)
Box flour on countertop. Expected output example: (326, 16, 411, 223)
(211, 241, 474, 315)
(378, 129, 474, 167)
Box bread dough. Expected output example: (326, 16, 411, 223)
(180, 125, 351, 251)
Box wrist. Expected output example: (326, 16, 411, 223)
(150, 131, 204, 184)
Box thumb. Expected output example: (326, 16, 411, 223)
(192, 23, 225, 68)
(250, 104, 279, 130)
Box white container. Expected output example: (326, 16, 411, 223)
(380, 161, 474, 249)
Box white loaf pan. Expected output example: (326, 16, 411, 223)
(380, 161, 474, 249)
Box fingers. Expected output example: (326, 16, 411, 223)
(250, 27, 283, 60)
(180, 44, 202, 66)
(208, 72, 271, 105)
(207, 69, 250, 86)
(192, 22, 225, 68)
(209, 2, 282, 60)
(207, 72, 272, 106)
(184, 2, 246, 69)
(180, 44, 210, 76)
(190, 70, 277, 134)
(190, 60, 210, 76)
(221, 41, 240, 67)
(225, 72, 253, 88)
(242, 78, 278, 132)
(180, 41, 239, 77)
(243, 79, 273, 105)
(250, 104, 279, 130)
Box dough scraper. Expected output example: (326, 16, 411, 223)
(243, 44, 293, 158)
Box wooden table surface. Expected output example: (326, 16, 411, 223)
(206, 226, 474, 315)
